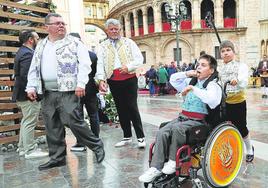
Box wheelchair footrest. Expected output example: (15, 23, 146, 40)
(152, 174, 178, 188)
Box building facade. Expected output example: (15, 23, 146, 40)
(108, 0, 267, 70)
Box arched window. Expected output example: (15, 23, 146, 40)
(223, 0, 237, 28)
(137, 9, 144, 36)
(180, 0, 192, 30)
(201, 0, 214, 28)
(147, 7, 154, 33)
(161, 3, 171, 32)
(129, 12, 134, 37)
(121, 16, 126, 37)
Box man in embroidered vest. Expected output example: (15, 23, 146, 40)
(139, 54, 222, 183)
(219, 40, 254, 162)
(26, 13, 105, 171)
(96, 18, 146, 148)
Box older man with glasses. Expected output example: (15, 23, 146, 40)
(26, 13, 105, 171)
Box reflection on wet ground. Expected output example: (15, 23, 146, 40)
(1, 88, 268, 188)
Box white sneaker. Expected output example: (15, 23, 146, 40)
(16, 148, 26, 156)
(137, 138, 146, 148)
(162, 160, 176, 174)
(25, 148, 48, 159)
(139, 167, 161, 182)
(70, 143, 87, 152)
(114, 138, 132, 147)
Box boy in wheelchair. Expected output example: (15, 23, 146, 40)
(139, 54, 222, 183)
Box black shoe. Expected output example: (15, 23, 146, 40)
(95, 148, 105, 163)
(246, 146, 254, 162)
(70, 143, 87, 152)
(38, 160, 66, 171)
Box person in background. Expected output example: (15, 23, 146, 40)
(219, 40, 254, 162)
(68, 32, 101, 152)
(181, 62, 188, 72)
(167, 61, 177, 80)
(145, 65, 158, 97)
(257, 55, 268, 97)
(96, 18, 146, 148)
(12, 29, 48, 159)
(26, 13, 105, 171)
(157, 64, 169, 95)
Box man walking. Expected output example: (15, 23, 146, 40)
(26, 13, 105, 170)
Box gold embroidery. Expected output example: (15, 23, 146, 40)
(104, 38, 133, 79)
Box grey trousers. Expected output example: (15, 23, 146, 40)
(151, 117, 203, 170)
(41, 91, 103, 162)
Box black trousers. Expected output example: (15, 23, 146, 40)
(107, 77, 145, 139)
(226, 100, 249, 138)
(41, 91, 103, 162)
(81, 94, 100, 137)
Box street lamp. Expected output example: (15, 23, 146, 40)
(165, 1, 188, 68)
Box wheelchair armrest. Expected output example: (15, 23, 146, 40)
(149, 142, 156, 167)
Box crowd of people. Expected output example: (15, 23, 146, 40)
(12, 13, 255, 183)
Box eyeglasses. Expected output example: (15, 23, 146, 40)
(46, 22, 67, 26)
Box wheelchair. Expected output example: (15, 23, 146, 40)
(144, 121, 244, 188)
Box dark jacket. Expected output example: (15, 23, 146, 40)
(12, 46, 34, 102)
(257, 60, 268, 74)
(85, 51, 98, 97)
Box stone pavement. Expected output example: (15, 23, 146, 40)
(0, 88, 268, 188)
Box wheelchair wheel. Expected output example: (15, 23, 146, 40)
(202, 122, 243, 187)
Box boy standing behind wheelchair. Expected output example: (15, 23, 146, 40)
(219, 40, 254, 162)
(139, 54, 222, 183)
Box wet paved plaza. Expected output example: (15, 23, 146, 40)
(1, 88, 268, 188)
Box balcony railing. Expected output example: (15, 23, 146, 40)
(148, 23, 154, 33)
(224, 18, 236, 28)
(139, 26, 144, 36)
(162, 22, 171, 32)
(131, 29, 135, 37)
(201, 19, 208, 29)
(181, 20, 192, 30)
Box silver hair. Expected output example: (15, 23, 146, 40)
(105, 18, 121, 29)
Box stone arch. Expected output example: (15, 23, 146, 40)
(136, 41, 156, 69)
(84, 21, 106, 32)
(160, 37, 193, 65)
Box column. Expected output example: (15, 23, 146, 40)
(237, 0, 245, 27)
(153, 4, 162, 32)
(133, 10, 139, 36)
(192, 0, 200, 29)
(125, 15, 131, 38)
(142, 7, 148, 35)
(215, 0, 223, 28)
